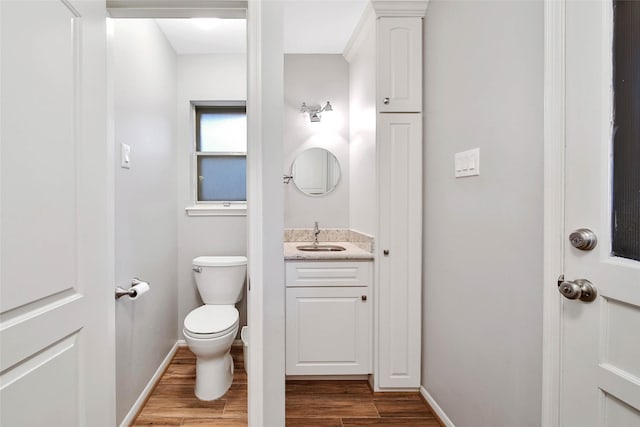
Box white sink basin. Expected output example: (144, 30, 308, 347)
(296, 244, 346, 252)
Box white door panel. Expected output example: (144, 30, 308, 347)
(0, 0, 78, 312)
(0, 1, 114, 425)
(602, 395, 640, 427)
(1, 335, 80, 426)
(377, 113, 422, 389)
(560, 1, 640, 425)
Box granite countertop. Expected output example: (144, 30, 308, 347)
(284, 242, 374, 261)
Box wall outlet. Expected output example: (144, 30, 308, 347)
(455, 148, 480, 178)
(121, 143, 131, 169)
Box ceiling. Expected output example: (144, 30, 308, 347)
(155, 0, 369, 55)
(156, 19, 247, 54)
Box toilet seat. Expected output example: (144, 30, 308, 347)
(184, 305, 239, 339)
(193, 256, 247, 267)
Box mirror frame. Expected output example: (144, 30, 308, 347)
(290, 147, 341, 197)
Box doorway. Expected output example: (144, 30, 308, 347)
(109, 13, 249, 426)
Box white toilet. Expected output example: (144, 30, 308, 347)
(183, 255, 247, 401)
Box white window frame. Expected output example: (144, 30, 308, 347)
(186, 100, 247, 217)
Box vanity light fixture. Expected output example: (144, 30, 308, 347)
(300, 101, 333, 122)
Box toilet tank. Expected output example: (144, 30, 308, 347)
(192, 256, 247, 304)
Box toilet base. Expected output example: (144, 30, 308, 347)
(183, 305, 239, 401)
(194, 351, 234, 401)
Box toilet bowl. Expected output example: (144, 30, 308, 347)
(183, 305, 239, 400)
(183, 256, 247, 401)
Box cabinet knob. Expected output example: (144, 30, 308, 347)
(383, 249, 390, 256)
(383, 97, 390, 105)
(361, 295, 367, 301)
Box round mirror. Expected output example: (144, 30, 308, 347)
(291, 148, 341, 196)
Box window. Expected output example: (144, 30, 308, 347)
(611, 1, 640, 260)
(188, 102, 247, 216)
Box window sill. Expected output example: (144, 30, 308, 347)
(185, 204, 247, 217)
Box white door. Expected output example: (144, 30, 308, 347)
(560, 1, 640, 425)
(376, 113, 422, 389)
(0, 1, 114, 426)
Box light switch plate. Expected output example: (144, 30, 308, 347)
(121, 143, 131, 169)
(455, 148, 480, 178)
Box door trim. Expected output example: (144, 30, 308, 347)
(541, 1, 565, 426)
(245, 2, 264, 425)
(105, 3, 269, 427)
(106, 0, 247, 18)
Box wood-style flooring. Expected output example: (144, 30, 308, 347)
(133, 346, 442, 426)
(133, 346, 247, 426)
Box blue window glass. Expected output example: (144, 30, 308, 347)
(197, 156, 246, 202)
(195, 104, 246, 202)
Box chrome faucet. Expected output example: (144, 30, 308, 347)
(313, 221, 320, 246)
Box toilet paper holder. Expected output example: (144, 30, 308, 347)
(115, 278, 150, 300)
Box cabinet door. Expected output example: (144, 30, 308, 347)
(286, 287, 371, 375)
(377, 113, 422, 388)
(377, 17, 422, 113)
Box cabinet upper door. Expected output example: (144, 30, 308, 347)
(377, 17, 423, 113)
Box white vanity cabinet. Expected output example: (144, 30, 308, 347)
(285, 261, 372, 375)
(377, 16, 423, 113)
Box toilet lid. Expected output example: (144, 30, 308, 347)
(184, 306, 239, 336)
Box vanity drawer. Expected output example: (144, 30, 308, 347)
(285, 261, 371, 287)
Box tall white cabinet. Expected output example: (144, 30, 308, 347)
(373, 1, 426, 390)
(377, 114, 422, 388)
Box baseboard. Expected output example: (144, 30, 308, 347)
(119, 341, 180, 427)
(420, 386, 455, 427)
(286, 374, 369, 381)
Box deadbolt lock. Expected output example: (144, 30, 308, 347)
(569, 228, 597, 251)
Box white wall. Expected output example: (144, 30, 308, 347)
(248, 2, 286, 423)
(346, 16, 377, 236)
(421, 2, 543, 427)
(176, 54, 247, 338)
(284, 54, 350, 228)
(113, 19, 178, 425)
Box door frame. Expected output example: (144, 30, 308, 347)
(541, 1, 565, 424)
(105, 2, 279, 426)
(542, 1, 615, 425)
